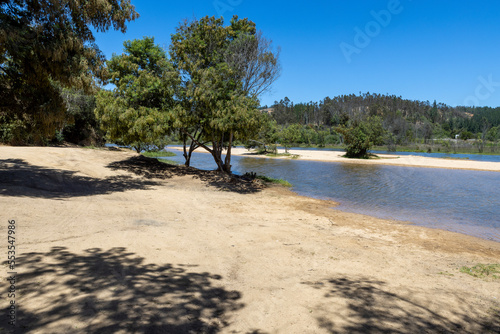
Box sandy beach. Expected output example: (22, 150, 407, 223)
(1, 146, 499, 333)
(170, 146, 500, 172)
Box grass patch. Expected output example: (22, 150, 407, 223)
(255, 175, 292, 187)
(157, 158, 179, 165)
(141, 151, 176, 158)
(460, 264, 500, 279)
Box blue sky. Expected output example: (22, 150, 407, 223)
(94, 0, 500, 108)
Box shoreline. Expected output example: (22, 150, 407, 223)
(168, 145, 500, 172)
(1, 146, 499, 333)
(169, 145, 500, 243)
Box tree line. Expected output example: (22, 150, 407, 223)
(1, 1, 280, 173)
(258, 93, 500, 157)
(2, 1, 499, 167)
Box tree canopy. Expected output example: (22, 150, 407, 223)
(336, 116, 385, 158)
(169, 15, 280, 172)
(0, 0, 138, 144)
(95, 37, 177, 153)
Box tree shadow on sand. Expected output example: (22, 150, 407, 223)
(0, 158, 159, 198)
(107, 155, 266, 194)
(1, 155, 265, 199)
(303, 277, 499, 333)
(4, 247, 244, 334)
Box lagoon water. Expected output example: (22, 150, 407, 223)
(163, 148, 500, 242)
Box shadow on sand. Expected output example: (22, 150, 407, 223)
(4, 247, 244, 333)
(0, 155, 265, 198)
(107, 155, 265, 194)
(0, 158, 159, 198)
(303, 277, 499, 333)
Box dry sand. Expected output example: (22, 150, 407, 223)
(175, 146, 500, 172)
(1, 146, 499, 333)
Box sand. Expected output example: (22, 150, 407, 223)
(1, 146, 499, 333)
(171, 146, 500, 172)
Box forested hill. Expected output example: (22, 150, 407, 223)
(267, 93, 500, 141)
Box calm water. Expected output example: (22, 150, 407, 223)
(163, 149, 500, 242)
(371, 150, 500, 162)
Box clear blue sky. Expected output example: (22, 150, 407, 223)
(94, 0, 500, 108)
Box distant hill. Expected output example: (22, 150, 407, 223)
(269, 93, 500, 143)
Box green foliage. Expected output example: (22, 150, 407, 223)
(95, 37, 176, 152)
(337, 122, 371, 158)
(157, 158, 180, 165)
(459, 130, 474, 141)
(169, 16, 279, 173)
(60, 88, 103, 145)
(241, 172, 292, 187)
(337, 116, 385, 158)
(54, 130, 65, 144)
(0, 82, 66, 144)
(364, 116, 385, 145)
(279, 123, 302, 152)
(0, 113, 25, 144)
(141, 151, 176, 158)
(256, 175, 292, 187)
(460, 264, 500, 280)
(269, 93, 500, 149)
(245, 115, 279, 153)
(0, 0, 138, 144)
(248, 121, 341, 151)
(486, 126, 499, 141)
(467, 107, 500, 133)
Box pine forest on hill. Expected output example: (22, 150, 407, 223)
(257, 93, 500, 154)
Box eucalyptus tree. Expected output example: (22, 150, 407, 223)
(170, 15, 280, 172)
(95, 37, 177, 152)
(0, 0, 138, 144)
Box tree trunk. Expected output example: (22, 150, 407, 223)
(182, 135, 190, 166)
(211, 134, 224, 172)
(223, 131, 233, 173)
(182, 129, 203, 167)
(212, 146, 224, 172)
(181, 129, 233, 174)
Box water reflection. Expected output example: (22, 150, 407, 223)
(165, 149, 500, 242)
